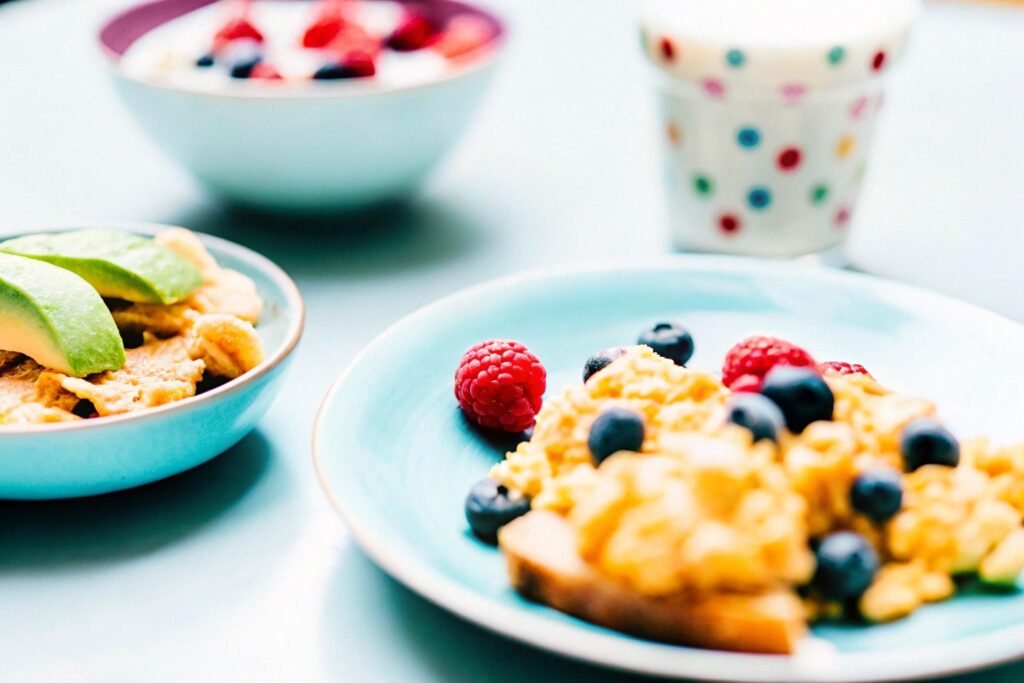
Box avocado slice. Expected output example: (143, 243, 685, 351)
(0, 229, 203, 305)
(0, 253, 126, 377)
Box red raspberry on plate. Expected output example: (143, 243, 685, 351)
(250, 63, 283, 80)
(722, 335, 817, 389)
(728, 373, 763, 393)
(455, 340, 546, 433)
(820, 361, 872, 378)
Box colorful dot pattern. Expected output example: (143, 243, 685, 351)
(693, 174, 714, 197)
(650, 40, 886, 247)
(737, 127, 760, 149)
(747, 187, 772, 210)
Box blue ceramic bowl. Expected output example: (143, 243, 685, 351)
(0, 225, 304, 500)
(98, 0, 505, 212)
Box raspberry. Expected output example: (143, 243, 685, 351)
(387, 15, 436, 51)
(455, 340, 546, 433)
(820, 361, 872, 378)
(721, 336, 817, 389)
(213, 17, 264, 52)
(329, 24, 381, 59)
(303, 13, 346, 48)
(728, 374, 763, 393)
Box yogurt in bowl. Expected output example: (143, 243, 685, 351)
(99, 0, 506, 212)
(120, 0, 498, 91)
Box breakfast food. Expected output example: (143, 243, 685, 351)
(454, 339, 546, 433)
(0, 228, 264, 426)
(120, 0, 499, 90)
(460, 327, 1024, 653)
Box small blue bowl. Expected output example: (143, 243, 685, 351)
(0, 225, 304, 500)
(98, 0, 506, 212)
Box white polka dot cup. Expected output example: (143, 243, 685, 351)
(640, 0, 920, 257)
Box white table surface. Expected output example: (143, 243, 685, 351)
(0, 1, 1022, 681)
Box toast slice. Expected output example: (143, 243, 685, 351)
(500, 511, 807, 654)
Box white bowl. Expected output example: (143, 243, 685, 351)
(99, 0, 505, 212)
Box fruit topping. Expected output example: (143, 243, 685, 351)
(465, 478, 531, 545)
(820, 361, 872, 378)
(637, 321, 694, 366)
(722, 335, 817, 389)
(726, 393, 785, 443)
(455, 339, 546, 433)
(901, 418, 960, 471)
(813, 531, 879, 601)
(386, 14, 436, 52)
(850, 468, 903, 522)
(582, 347, 627, 383)
(432, 15, 494, 59)
(587, 407, 645, 464)
(760, 365, 834, 433)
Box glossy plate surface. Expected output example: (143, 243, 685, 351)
(0, 226, 303, 499)
(314, 258, 1024, 682)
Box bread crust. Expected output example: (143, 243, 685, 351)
(500, 511, 806, 654)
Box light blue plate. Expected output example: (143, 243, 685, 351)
(314, 258, 1024, 682)
(0, 225, 304, 500)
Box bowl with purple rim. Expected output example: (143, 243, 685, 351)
(98, 0, 506, 212)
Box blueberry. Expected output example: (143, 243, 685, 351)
(230, 56, 262, 79)
(223, 39, 262, 79)
(813, 531, 879, 601)
(637, 322, 694, 366)
(313, 63, 348, 80)
(195, 53, 215, 68)
(588, 407, 645, 463)
(583, 347, 626, 382)
(521, 425, 535, 442)
(464, 478, 530, 545)
(850, 468, 903, 522)
(901, 418, 960, 471)
(727, 393, 785, 443)
(760, 366, 834, 433)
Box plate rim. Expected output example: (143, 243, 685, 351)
(313, 256, 1024, 683)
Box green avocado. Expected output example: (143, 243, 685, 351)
(0, 253, 126, 377)
(0, 229, 203, 305)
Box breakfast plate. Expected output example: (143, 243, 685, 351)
(314, 258, 1024, 682)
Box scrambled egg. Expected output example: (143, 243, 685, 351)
(494, 346, 1024, 624)
(0, 229, 265, 425)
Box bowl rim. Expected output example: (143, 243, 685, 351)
(311, 255, 1024, 683)
(97, 0, 507, 101)
(0, 222, 305, 436)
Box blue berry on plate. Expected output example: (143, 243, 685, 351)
(196, 53, 215, 67)
(850, 468, 903, 522)
(813, 531, 879, 601)
(901, 418, 960, 471)
(465, 478, 530, 545)
(588, 407, 645, 463)
(637, 322, 694, 366)
(760, 366, 833, 433)
(583, 347, 626, 382)
(726, 393, 785, 443)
